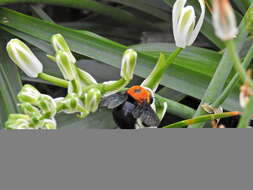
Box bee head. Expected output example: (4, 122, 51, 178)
(126, 86, 153, 104)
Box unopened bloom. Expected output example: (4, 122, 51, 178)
(38, 94, 57, 118)
(120, 49, 137, 81)
(41, 118, 57, 130)
(212, 0, 238, 41)
(5, 114, 31, 130)
(173, 0, 205, 48)
(240, 83, 251, 108)
(55, 94, 89, 118)
(51, 34, 76, 63)
(17, 84, 41, 104)
(78, 69, 97, 86)
(56, 50, 78, 81)
(7, 39, 43, 78)
(239, 70, 252, 108)
(83, 88, 102, 113)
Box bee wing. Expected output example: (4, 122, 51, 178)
(100, 92, 128, 109)
(132, 104, 160, 127)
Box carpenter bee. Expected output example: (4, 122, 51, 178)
(100, 86, 160, 129)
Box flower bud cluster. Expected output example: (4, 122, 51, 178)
(5, 34, 139, 129)
(5, 84, 57, 129)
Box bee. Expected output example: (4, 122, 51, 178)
(100, 86, 160, 129)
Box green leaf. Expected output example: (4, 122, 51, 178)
(0, 32, 22, 127)
(0, 8, 240, 112)
(107, 0, 170, 21)
(0, 0, 157, 30)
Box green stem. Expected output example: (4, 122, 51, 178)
(237, 96, 253, 128)
(0, 0, 158, 30)
(142, 48, 183, 91)
(155, 94, 195, 119)
(226, 40, 253, 89)
(102, 78, 128, 93)
(163, 111, 241, 128)
(38, 73, 68, 88)
(213, 44, 253, 107)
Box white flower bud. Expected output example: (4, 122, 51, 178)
(56, 94, 89, 118)
(83, 88, 102, 113)
(173, 0, 205, 48)
(17, 84, 41, 104)
(56, 50, 78, 81)
(19, 102, 41, 118)
(78, 69, 97, 86)
(6, 39, 43, 78)
(38, 94, 57, 118)
(120, 49, 137, 81)
(212, 0, 238, 41)
(41, 118, 57, 130)
(5, 114, 31, 130)
(51, 34, 76, 63)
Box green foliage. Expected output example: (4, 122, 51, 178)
(0, 0, 252, 128)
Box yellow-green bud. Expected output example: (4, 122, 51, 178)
(83, 88, 102, 112)
(38, 94, 57, 118)
(56, 50, 78, 81)
(120, 49, 137, 81)
(51, 34, 76, 63)
(17, 84, 41, 104)
(5, 114, 31, 130)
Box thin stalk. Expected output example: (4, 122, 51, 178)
(142, 48, 183, 91)
(163, 111, 241, 128)
(38, 73, 68, 88)
(226, 40, 253, 89)
(213, 44, 253, 107)
(237, 95, 253, 128)
(102, 78, 128, 93)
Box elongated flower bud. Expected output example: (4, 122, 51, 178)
(240, 82, 252, 108)
(120, 49, 137, 81)
(19, 102, 41, 118)
(78, 68, 97, 86)
(212, 0, 238, 41)
(56, 50, 78, 81)
(38, 94, 57, 118)
(6, 39, 43, 78)
(41, 118, 57, 130)
(83, 88, 102, 113)
(51, 34, 76, 63)
(173, 0, 205, 48)
(17, 84, 41, 104)
(5, 114, 31, 130)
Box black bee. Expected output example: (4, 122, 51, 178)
(100, 86, 160, 129)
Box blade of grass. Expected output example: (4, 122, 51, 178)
(107, 0, 170, 21)
(163, 112, 241, 128)
(213, 44, 253, 107)
(0, 32, 22, 127)
(0, 0, 158, 30)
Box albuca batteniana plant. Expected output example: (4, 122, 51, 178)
(2, 0, 253, 128)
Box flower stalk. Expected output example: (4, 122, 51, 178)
(142, 48, 183, 91)
(163, 111, 241, 128)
